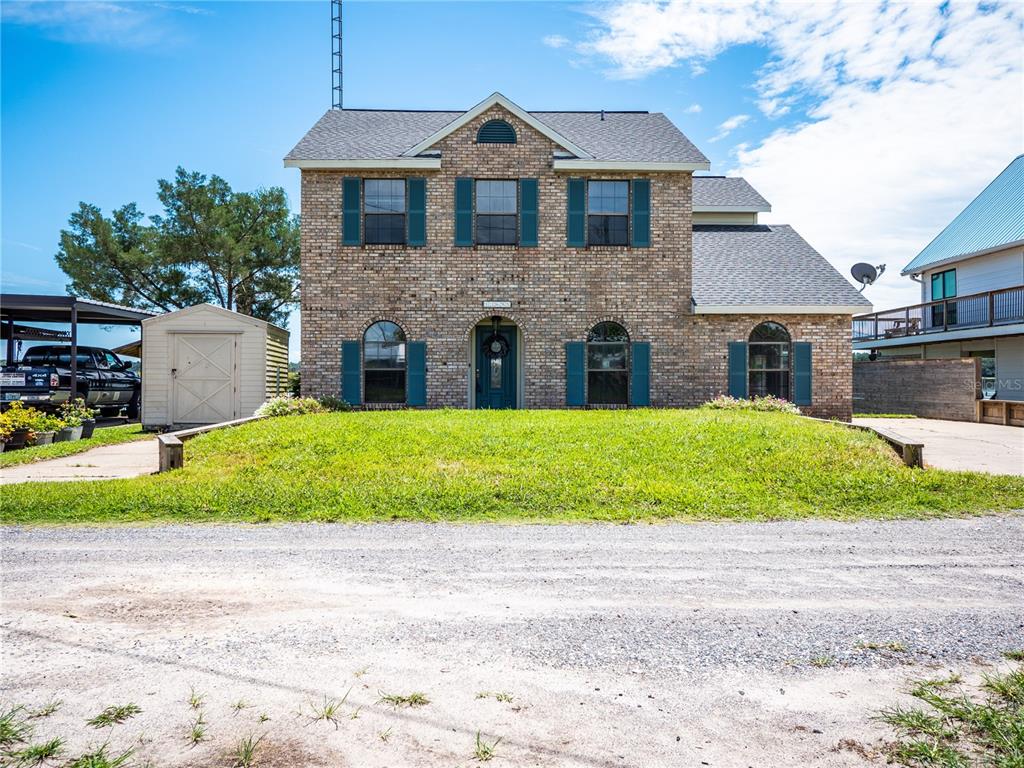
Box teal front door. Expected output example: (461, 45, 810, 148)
(476, 325, 517, 409)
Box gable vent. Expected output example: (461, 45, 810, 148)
(477, 119, 517, 144)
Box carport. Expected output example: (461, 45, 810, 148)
(0, 293, 155, 393)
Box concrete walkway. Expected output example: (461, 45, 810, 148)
(0, 439, 159, 485)
(854, 417, 1024, 475)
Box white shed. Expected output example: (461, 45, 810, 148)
(141, 304, 289, 429)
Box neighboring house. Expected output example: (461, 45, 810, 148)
(285, 92, 869, 419)
(853, 155, 1024, 419)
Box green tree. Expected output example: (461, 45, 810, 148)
(56, 168, 300, 326)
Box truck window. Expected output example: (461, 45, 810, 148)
(21, 348, 94, 367)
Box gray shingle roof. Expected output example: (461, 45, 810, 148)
(692, 225, 871, 309)
(285, 109, 708, 164)
(693, 176, 771, 210)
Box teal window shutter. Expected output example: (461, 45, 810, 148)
(565, 341, 585, 406)
(342, 177, 361, 245)
(566, 178, 585, 247)
(520, 178, 538, 246)
(793, 342, 812, 406)
(407, 178, 426, 246)
(341, 340, 361, 406)
(455, 177, 474, 246)
(728, 341, 748, 399)
(406, 341, 426, 406)
(631, 179, 650, 247)
(630, 342, 651, 406)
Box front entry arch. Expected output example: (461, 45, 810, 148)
(473, 316, 519, 409)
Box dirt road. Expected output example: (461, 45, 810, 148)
(2, 518, 1021, 766)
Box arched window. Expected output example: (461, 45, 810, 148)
(477, 119, 517, 144)
(748, 322, 791, 400)
(363, 321, 407, 403)
(587, 322, 629, 405)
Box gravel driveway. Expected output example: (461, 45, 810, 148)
(2, 518, 1022, 766)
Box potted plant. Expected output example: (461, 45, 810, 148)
(30, 413, 62, 446)
(1, 401, 38, 450)
(57, 399, 86, 442)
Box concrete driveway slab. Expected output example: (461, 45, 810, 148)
(2, 519, 1021, 766)
(854, 417, 1024, 475)
(0, 438, 158, 484)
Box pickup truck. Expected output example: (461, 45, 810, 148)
(0, 345, 140, 418)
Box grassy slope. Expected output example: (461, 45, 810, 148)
(1, 410, 1022, 524)
(0, 424, 149, 468)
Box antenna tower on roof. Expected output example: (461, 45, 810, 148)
(331, 0, 343, 109)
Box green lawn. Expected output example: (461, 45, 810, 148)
(2, 410, 1022, 524)
(0, 423, 150, 468)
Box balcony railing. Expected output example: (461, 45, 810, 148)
(853, 284, 1024, 342)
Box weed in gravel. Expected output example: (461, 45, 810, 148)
(349, 707, 362, 720)
(187, 687, 205, 711)
(474, 732, 502, 761)
(8, 736, 65, 764)
(258, 712, 270, 724)
(1003, 650, 1024, 662)
(810, 655, 835, 668)
(28, 700, 62, 719)
(188, 713, 207, 746)
(377, 692, 429, 708)
(86, 704, 141, 728)
(857, 640, 907, 653)
(0, 706, 32, 747)
(879, 664, 1024, 766)
(909, 674, 963, 697)
(353, 666, 369, 678)
(378, 727, 392, 743)
(307, 690, 351, 729)
(231, 700, 250, 715)
(65, 744, 134, 768)
(232, 734, 264, 768)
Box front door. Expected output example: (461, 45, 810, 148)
(172, 333, 238, 425)
(476, 325, 517, 409)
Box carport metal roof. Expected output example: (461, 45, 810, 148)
(1, 293, 156, 391)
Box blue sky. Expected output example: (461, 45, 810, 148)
(3, 1, 1022, 360)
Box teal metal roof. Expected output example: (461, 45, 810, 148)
(902, 155, 1024, 275)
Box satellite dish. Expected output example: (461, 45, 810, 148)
(851, 262, 885, 292)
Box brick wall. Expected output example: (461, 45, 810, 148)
(853, 358, 981, 420)
(299, 104, 855, 419)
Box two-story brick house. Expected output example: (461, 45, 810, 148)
(286, 93, 869, 419)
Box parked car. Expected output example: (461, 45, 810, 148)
(0, 345, 140, 418)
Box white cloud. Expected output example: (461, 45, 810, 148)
(709, 114, 750, 142)
(543, 34, 570, 49)
(582, 0, 1024, 310)
(683, 103, 702, 114)
(1, 1, 196, 47)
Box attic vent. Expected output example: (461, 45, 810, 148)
(477, 119, 517, 144)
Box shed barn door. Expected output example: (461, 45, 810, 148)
(172, 333, 238, 425)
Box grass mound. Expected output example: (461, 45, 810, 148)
(1, 410, 1021, 524)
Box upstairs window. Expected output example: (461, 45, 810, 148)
(477, 119, 517, 144)
(476, 180, 517, 245)
(748, 322, 791, 400)
(363, 321, 407, 403)
(930, 268, 958, 327)
(364, 179, 406, 245)
(587, 321, 629, 405)
(588, 181, 629, 246)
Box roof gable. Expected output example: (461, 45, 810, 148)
(401, 92, 594, 159)
(902, 155, 1024, 275)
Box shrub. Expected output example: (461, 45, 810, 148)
(33, 413, 64, 433)
(701, 395, 801, 414)
(0, 401, 41, 441)
(255, 395, 327, 418)
(317, 395, 352, 412)
(58, 398, 97, 427)
(287, 371, 301, 397)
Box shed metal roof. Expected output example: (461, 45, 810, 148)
(902, 155, 1024, 275)
(692, 225, 870, 312)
